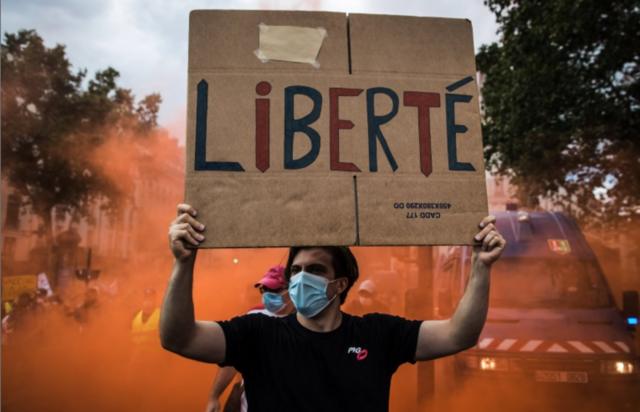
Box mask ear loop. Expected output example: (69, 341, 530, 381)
(326, 277, 348, 302)
(280, 289, 292, 311)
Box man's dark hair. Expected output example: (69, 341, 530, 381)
(284, 246, 359, 304)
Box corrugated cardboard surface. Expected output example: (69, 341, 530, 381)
(349, 14, 476, 75)
(186, 10, 488, 247)
(189, 10, 348, 73)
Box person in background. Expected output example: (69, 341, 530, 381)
(71, 286, 99, 325)
(205, 265, 294, 412)
(125, 287, 173, 411)
(34, 288, 49, 311)
(131, 288, 161, 346)
(2, 292, 36, 338)
(345, 279, 390, 315)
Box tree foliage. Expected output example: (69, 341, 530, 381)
(1, 30, 162, 233)
(477, 0, 639, 225)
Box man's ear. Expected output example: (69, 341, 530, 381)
(337, 277, 349, 294)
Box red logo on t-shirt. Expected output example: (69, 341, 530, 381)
(347, 346, 368, 361)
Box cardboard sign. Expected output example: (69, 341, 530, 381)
(2, 275, 37, 302)
(186, 11, 488, 247)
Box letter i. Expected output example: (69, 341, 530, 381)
(256, 81, 271, 172)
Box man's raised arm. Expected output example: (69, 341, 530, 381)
(159, 204, 226, 364)
(415, 215, 506, 361)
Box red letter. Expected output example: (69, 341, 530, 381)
(255, 81, 271, 172)
(403, 91, 440, 177)
(330, 88, 363, 172)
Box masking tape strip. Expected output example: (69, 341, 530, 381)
(254, 23, 327, 68)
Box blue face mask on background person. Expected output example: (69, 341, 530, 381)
(288, 271, 339, 318)
(262, 291, 286, 314)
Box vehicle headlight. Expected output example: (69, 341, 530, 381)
(601, 360, 635, 375)
(463, 355, 509, 371)
(481, 357, 509, 371)
(480, 357, 497, 370)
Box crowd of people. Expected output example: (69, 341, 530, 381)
(1, 274, 160, 347)
(2, 285, 88, 339)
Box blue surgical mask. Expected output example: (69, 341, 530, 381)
(262, 291, 286, 314)
(288, 271, 338, 318)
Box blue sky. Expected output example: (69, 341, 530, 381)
(2, 0, 499, 143)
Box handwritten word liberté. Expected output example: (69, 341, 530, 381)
(194, 77, 476, 178)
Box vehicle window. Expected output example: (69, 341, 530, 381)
(490, 258, 612, 309)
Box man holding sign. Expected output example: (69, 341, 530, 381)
(160, 203, 505, 412)
(162, 10, 506, 411)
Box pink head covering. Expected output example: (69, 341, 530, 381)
(254, 265, 286, 290)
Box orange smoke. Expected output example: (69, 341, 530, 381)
(1, 121, 291, 411)
(4, 121, 637, 411)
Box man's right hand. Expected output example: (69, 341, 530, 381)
(168, 203, 206, 261)
(162, 203, 226, 364)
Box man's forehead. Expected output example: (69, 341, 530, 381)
(292, 248, 333, 266)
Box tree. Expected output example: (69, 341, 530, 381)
(1, 30, 163, 238)
(477, 0, 639, 226)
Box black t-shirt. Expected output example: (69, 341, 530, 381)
(218, 312, 422, 412)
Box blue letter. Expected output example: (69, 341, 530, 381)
(194, 80, 245, 171)
(284, 86, 322, 170)
(366, 88, 399, 172)
(445, 93, 475, 171)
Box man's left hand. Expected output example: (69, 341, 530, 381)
(473, 215, 506, 266)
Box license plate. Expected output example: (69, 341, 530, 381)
(534, 370, 588, 383)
